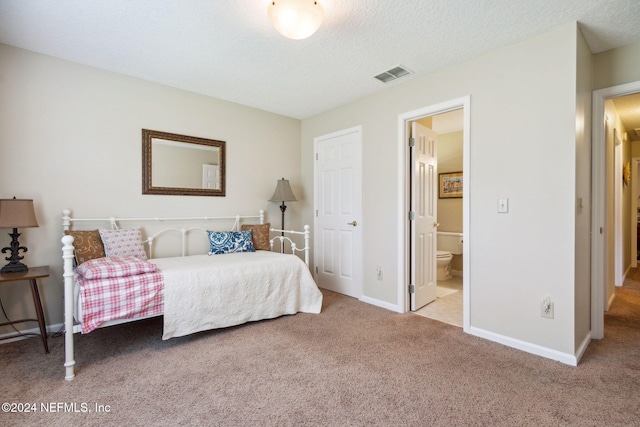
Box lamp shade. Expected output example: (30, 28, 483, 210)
(268, 0, 324, 40)
(0, 199, 39, 228)
(269, 178, 297, 202)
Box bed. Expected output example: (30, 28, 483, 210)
(61, 209, 322, 381)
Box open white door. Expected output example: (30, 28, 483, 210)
(314, 127, 362, 298)
(410, 122, 438, 311)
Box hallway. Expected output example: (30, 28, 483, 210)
(605, 269, 640, 328)
(585, 267, 640, 367)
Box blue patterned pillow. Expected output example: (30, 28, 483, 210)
(206, 230, 256, 255)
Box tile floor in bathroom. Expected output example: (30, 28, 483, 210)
(413, 275, 463, 327)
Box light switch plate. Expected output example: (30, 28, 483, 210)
(498, 198, 508, 213)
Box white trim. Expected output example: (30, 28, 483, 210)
(623, 264, 632, 286)
(607, 291, 616, 311)
(359, 295, 402, 313)
(468, 326, 580, 366)
(591, 80, 640, 340)
(575, 332, 592, 364)
(397, 96, 471, 332)
(0, 323, 62, 345)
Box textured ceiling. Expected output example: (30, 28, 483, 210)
(1, 0, 639, 119)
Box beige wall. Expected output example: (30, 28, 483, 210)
(437, 131, 464, 273)
(632, 141, 640, 158)
(302, 23, 581, 357)
(0, 44, 302, 334)
(436, 131, 463, 233)
(573, 27, 592, 351)
(593, 41, 640, 91)
(604, 100, 631, 298)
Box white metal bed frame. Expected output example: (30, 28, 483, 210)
(61, 209, 311, 381)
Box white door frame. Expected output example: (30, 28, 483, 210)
(592, 80, 640, 339)
(397, 96, 471, 331)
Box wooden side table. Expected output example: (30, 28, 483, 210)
(0, 266, 50, 353)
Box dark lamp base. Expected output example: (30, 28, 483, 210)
(1, 262, 28, 274)
(1, 228, 30, 274)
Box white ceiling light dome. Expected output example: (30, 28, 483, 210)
(268, 0, 324, 40)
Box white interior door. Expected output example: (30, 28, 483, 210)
(202, 164, 219, 189)
(410, 122, 438, 311)
(314, 127, 362, 298)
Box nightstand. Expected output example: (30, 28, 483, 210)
(0, 266, 50, 353)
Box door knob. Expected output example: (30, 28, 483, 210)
(347, 221, 358, 226)
(433, 222, 440, 227)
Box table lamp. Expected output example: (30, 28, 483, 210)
(0, 197, 39, 273)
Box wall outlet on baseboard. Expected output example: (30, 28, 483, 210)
(541, 297, 554, 319)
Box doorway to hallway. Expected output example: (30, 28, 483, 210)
(592, 81, 640, 339)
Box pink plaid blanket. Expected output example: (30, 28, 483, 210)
(76, 269, 164, 333)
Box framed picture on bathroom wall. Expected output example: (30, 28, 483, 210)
(439, 171, 463, 199)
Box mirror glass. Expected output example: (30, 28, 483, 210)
(142, 129, 225, 196)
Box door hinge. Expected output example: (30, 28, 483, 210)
(409, 284, 415, 294)
(315, 153, 318, 160)
(408, 211, 415, 221)
(315, 266, 318, 274)
(409, 137, 415, 147)
(315, 209, 318, 217)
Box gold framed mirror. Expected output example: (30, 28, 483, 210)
(142, 129, 226, 196)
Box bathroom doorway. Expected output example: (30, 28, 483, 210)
(410, 111, 464, 326)
(397, 96, 470, 331)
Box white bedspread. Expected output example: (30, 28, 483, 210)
(150, 251, 322, 340)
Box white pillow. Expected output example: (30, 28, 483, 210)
(99, 227, 147, 260)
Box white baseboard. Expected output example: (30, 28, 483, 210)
(468, 325, 579, 366)
(622, 264, 632, 284)
(0, 322, 63, 345)
(574, 331, 591, 364)
(359, 295, 402, 313)
(607, 292, 616, 311)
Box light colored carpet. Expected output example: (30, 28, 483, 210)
(414, 277, 463, 327)
(1, 276, 639, 426)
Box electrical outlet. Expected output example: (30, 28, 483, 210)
(541, 297, 554, 319)
(376, 266, 383, 281)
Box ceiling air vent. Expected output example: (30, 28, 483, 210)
(374, 65, 412, 83)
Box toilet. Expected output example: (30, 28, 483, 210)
(436, 232, 463, 281)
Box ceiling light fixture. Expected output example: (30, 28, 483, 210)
(268, 0, 324, 40)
